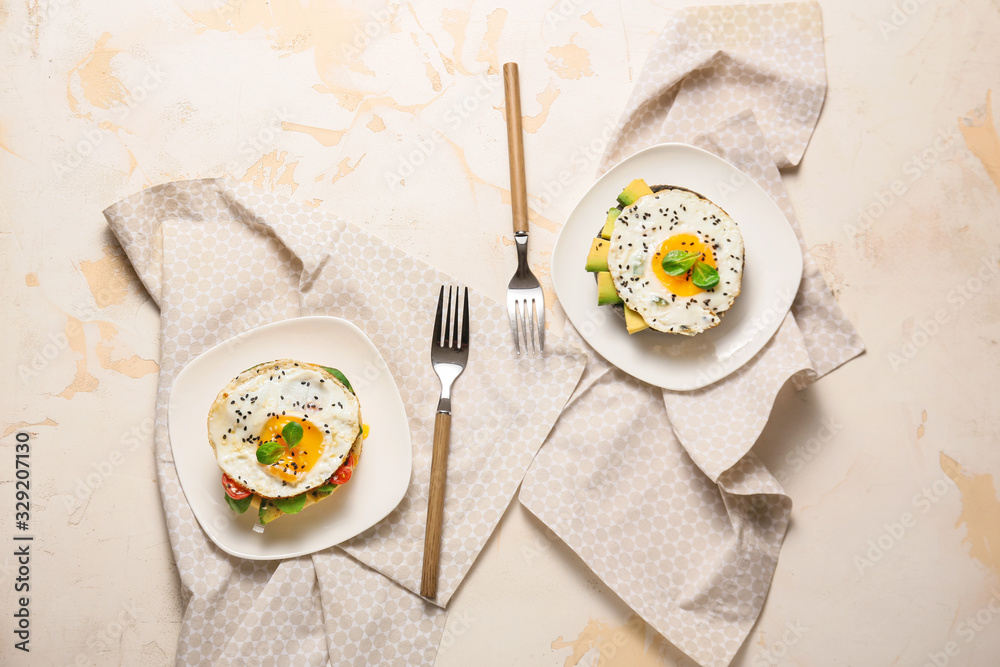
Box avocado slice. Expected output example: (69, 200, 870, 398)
(584, 238, 610, 272)
(624, 306, 650, 334)
(258, 498, 284, 525)
(617, 179, 654, 207)
(600, 207, 620, 240)
(596, 272, 622, 305)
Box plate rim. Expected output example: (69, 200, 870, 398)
(167, 315, 412, 560)
(552, 141, 803, 391)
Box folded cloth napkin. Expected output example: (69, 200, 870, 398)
(103, 179, 587, 665)
(520, 3, 864, 667)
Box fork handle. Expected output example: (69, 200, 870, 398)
(503, 62, 529, 235)
(420, 411, 451, 598)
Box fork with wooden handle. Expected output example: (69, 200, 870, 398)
(420, 285, 470, 599)
(503, 62, 545, 355)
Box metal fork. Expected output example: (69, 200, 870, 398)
(420, 284, 470, 599)
(503, 62, 545, 355)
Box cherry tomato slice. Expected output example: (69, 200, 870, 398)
(222, 473, 251, 499)
(329, 454, 355, 485)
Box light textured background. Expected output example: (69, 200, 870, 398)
(2, 1, 999, 666)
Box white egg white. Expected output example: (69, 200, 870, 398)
(607, 187, 744, 335)
(207, 359, 361, 498)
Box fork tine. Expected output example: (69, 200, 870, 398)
(519, 301, 530, 356)
(510, 304, 521, 356)
(461, 287, 470, 350)
(444, 286, 454, 348)
(536, 303, 545, 353)
(450, 287, 461, 349)
(433, 285, 444, 347)
(529, 299, 538, 355)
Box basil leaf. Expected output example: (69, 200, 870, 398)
(320, 366, 354, 394)
(312, 483, 336, 498)
(281, 421, 304, 448)
(225, 494, 253, 514)
(256, 440, 285, 464)
(273, 494, 307, 514)
(660, 250, 701, 276)
(691, 261, 720, 289)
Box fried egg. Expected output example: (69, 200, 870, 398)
(607, 187, 744, 335)
(207, 359, 361, 499)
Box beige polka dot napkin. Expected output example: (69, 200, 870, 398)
(520, 4, 864, 667)
(103, 178, 587, 665)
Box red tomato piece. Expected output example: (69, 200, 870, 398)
(222, 473, 251, 499)
(329, 461, 354, 486)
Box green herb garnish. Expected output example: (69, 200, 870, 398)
(225, 494, 253, 514)
(281, 421, 304, 448)
(320, 366, 354, 394)
(256, 440, 285, 465)
(691, 262, 720, 289)
(660, 250, 702, 276)
(273, 494, 307, 514)
(312, 483, 336, 498)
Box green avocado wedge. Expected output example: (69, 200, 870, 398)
(600, 207, 620, 240)
(258, 499, 282, 525)
(616, 178, 654, 207)
(596, 272, 622, 305)
(584, 238, 610, 273)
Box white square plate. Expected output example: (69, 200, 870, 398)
(551, 143, 803, 390)
(168, 316, 412, 560)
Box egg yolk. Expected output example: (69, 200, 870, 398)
(258, 415, 325, 483)
(651, 233, 716, 297)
